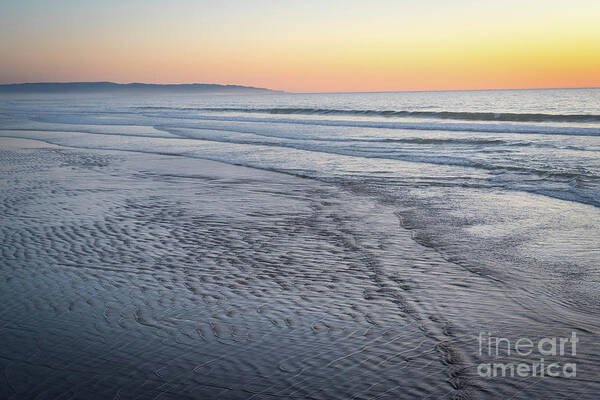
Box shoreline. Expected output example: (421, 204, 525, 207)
(1, 137, 599, 398)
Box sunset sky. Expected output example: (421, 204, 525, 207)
(1, 0, 599, 92)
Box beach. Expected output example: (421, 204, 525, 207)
(1, 89, 599, 399)
(1, 139, 459, 399)
(2, 0, 599, 398)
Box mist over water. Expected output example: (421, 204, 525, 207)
(1, 88, 599, 399)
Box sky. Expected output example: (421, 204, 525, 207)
(1, 0, 599, 92)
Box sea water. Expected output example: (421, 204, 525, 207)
(0, 88, 599, 399)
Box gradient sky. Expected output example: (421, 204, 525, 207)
(1, 0, 599, 92)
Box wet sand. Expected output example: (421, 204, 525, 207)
(1, 138, 598, 399)
(0, 139, 461, 399)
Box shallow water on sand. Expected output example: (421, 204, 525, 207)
(1, 88, 600, 399)
(0, 143, 453, 399)
(0, 139, 598, 399)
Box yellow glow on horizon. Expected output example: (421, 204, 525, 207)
(1, 0, 599, 92)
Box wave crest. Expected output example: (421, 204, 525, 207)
(135, 107, 600, 123)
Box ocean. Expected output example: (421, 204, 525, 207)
(0, 88, 599, 399)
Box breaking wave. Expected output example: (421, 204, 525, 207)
(135, 107, 600, 123)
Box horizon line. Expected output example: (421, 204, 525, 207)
(294, 85, 600, 94)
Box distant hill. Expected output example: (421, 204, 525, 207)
(0, 82, 283, 94)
